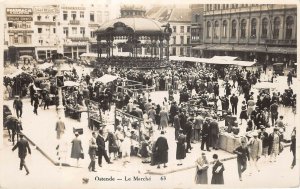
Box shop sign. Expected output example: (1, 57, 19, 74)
(7, 17, 33, 21)
(6, 8, 33, 16)
(61, 6, 86, 10)
(33, 6, 59, 13)
(8, 30, 34, 33)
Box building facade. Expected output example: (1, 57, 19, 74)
(33, 5, 60, 60)
(146, 6, 192, 57)
(5, 7, 35, 59)
(190, 4, 204, 57)
(4, 2, 112, 61)
(199, 4, 297, 65)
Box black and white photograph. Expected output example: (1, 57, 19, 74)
(0, 0, 299, 188)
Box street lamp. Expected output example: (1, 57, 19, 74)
(55, 58, 65, 118)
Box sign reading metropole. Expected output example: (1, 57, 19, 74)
(6, 8, 33, 16)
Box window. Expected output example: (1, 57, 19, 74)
(23, 36, 27, 44)
(53, 16, 56, 21)
(250, 18, 257, 38)
(262, 18, 268, 38)
(172, 47, 176, 55)
(26, 23, 31, 29)
(180, 36, 184, 44)
(38, 28, 42, 33)
(195, 14, 199, 22)
(53, 28, 56, 34)
(240, 19, 247, 38)
(207, 21, 211, 38)
(8, 22, 13, 28)
(63, 27, 69, 37)
(286, 16, 294, 40)
(222, 20, 228, 38)
(72, 27, 77, 34)
(80, 27, 85, 36)
(90, 12, 95, 22)
(180, 26, 184, 33)
(80, 11, 84, 18)
(187, 37, 190, 44)
(187, 26, 190, 33)
(231, 20, 237, 38)
(37, 15, 41, 21)
(180, 47, 184, 56)
(39, 39, 43, 44)
(90, 31, 94, 38)
(14, 36, 18, 43)
(22, 22, 26, 29)
(214, 21, 219, 38)
(71, 11, 76, 20)
(273, 17, 280, 39)
(63, 11, 68, 21)
(173, 26, 176, 33)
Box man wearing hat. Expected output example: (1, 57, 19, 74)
(154, 131, 169, 169)
(96, 129, 113, 167)
(13, 96, 23, 118)
(12, 133, 31, 175)
(233, 138, 250, 181)
(247, 131, 262, 174)
(201, 118, 210, 152)
(270, 100, 279, 126)
(211, 154, 225, 184)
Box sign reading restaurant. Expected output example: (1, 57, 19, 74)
(6, 8, 33, 16)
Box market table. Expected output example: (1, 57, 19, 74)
(218, 133, 241, 153)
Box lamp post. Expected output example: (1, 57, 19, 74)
(55, 58, 65, 118)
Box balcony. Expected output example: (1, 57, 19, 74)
(34, 21, 56, 26)
(69, 20, 80, 25)
(68, 37, 89, 42)
(265, 39, 297, 46)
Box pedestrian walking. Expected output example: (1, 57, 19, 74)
(195, 153, 209, 184)
(13, 96, 23, 118)
(248, 131, 262, 174)
(71, 132, 83, 167)
(233, 138, 250, 181)
(159, 107, 169, 131)
(12, 133, 31, 175)
(211, 154, 225, 184)
(270, 100, 279, 126)
(106, 131, 118, 160)
(55, 117, 66, 140)
(121, 131, 131, 166)
(96, 129, 113, 167)
(174, 113, 180, 140)
(176, 130, 186, 166)
(154, 131, 169, 169)
(268, 127, 281, 162)
(239, 101, 248, 125)
(290, 127, 296, 169)
(209, 117, 219, 150)
(33, 93, 39, 115)
(193, 114, 203, 142)
(88, 132, 97, 172)
(230, 94, 238, 115)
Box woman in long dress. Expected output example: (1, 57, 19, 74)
(176, 130, 186, 166)
(195, 153, 209, 184)
(71, 132, 83, 167)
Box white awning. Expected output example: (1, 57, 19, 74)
(94, 74, 119, 84)
(80, 53, 98, 58)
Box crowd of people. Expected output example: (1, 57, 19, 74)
(3, 55, 296, 184)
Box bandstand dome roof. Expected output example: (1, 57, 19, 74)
(96, 17, 165, 35)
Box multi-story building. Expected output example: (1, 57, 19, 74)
(59, 2, 111, 59)
(33, 5, 60, 59)
(200, 4, 297, 65)
(4, 1, 112, 61)
(5, 7, 35, 58)
(146, 6, 192, 57)
(190, 4, 204, 57)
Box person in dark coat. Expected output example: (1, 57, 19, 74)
(96, 129, 113, 167)
(12, 133, 31, 175)
(106, 131, 118, 160)
(174, 113, 181, 140)
(209, 118, 219, 150)
(176, 130, 186, 166)
(233, 139, 250, 181)
(230, 94, 239, 115)
(201, 118, 210, 151)
(185, 118, 193, 153)
(211, 154, 225, 184)
(290, 127, 296, 169)
(13, 96, 23, 118)
(33, 93, 39, 115)
(154, 131, 169, 168)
